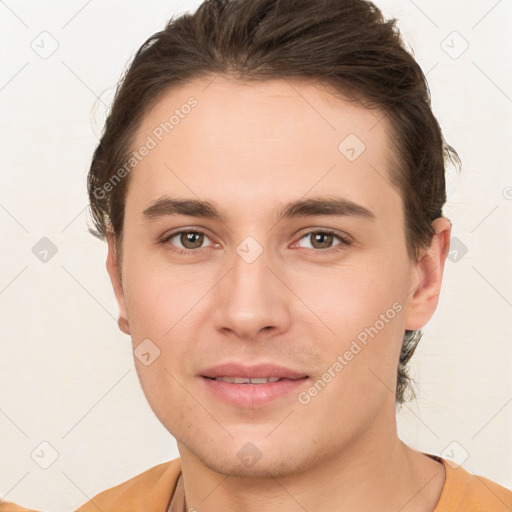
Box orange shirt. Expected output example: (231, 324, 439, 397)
(75, 454, 512, 512)
(3, 454, 511, 511)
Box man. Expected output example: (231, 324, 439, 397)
(4, 0, 511, 510)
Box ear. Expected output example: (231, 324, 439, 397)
(404, 217, 452, 330)
(106, 232, 130, 335)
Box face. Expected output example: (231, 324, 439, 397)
(107, 76, 449, 478)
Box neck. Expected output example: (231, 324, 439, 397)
(177, 416, 445, 512)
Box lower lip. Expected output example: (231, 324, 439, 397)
(201, 376, 309, 408)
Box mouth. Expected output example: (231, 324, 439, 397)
(200, 362, 308, 380)
(203, 376, 304, 384)
(199, 362, 309, 407)
(200, 374, 309, 408)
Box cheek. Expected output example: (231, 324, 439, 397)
(293, 256, 407, 334)
(296, 256, 408, 391)
(123, 263, 196, 420)
(121, 245, 187, 336)
(121, 253, 207, 376)
(134, 357, 194, 436)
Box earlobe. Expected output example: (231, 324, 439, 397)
(404, 217, 452, 331)
(117, 316, 131, 335)
(106, 232, 130, 335)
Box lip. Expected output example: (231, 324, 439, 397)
(201, 375, 309, 408)
(200, 362, 308, 380)
(199, 362, 309, 408)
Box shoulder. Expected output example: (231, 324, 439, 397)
(434, 457, 512, 512)
(0, 504, 41, 512)
(75, 457, 182, 512)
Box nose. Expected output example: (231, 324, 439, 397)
(211, 243, 292, 341)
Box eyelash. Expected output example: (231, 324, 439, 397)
(160, 228, 351, 256)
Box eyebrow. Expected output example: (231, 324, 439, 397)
(142, 196, 376, 222)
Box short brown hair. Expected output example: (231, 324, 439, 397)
(88, 0, 460, 404)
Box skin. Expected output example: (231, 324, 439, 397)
(106, 76, 451, 512)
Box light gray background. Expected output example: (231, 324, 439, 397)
(1, 1, 511, 510)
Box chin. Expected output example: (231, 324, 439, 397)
(188, 437, 320, 480)
(205, 454, 304, 479)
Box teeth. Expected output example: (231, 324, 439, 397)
(213, 376, 281, 384)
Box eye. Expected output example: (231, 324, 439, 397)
(161, 229, 215, 254)
(295, 230, 350, 251)
(160, 228, 350, 255)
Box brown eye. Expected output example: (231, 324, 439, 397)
(165, 230, 211, 252)
(296, 231, 347, 250)
(180, 232, 204, 249)
(311, 232, 334, 249)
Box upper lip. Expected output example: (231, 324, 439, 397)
(201, 362, 308, 380)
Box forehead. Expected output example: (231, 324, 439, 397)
(127, 76, 401, 223)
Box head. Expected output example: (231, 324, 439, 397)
(89, 0, 457, 477)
